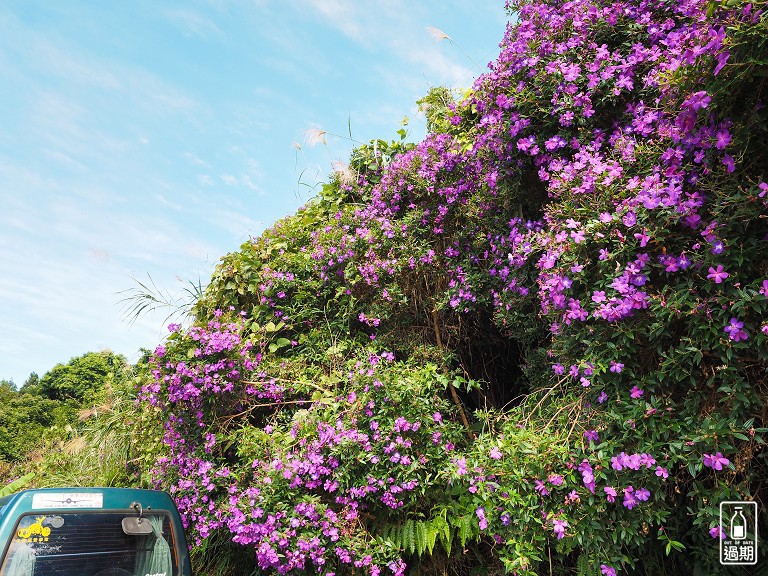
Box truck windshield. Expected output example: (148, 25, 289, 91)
(0, 512, 177, 576)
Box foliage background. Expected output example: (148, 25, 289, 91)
(3, 0, 768, 574)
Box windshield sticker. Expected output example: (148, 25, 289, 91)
(17, 516, 51, 542)
(31, 492, 103, 509)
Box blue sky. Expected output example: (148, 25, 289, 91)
(0, 0, 509, 385)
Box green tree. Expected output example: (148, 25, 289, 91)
(39, 351, 127, 403)
(19, 372, 40, 395)
(0, 389, 75, 462)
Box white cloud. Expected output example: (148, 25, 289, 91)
(300, 0, 364, 42)
(221, 173, 238, 185)
(164, 9, 223, 40)
(184, 152, 211, 167)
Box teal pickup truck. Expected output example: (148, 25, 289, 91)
(0, 488, 192, 576)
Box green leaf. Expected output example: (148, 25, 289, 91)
(0, 473, 35, 497)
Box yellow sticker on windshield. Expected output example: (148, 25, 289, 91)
(16, 516, 51, 542)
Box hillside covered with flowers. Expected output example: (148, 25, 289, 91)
(139, 0, 768, 573)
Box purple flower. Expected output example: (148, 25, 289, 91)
(710, 526, 725, 540)
(685, 90, 711, 111)
(610, 361, 624, 373)
(622, 212, 637, 227)
(584, 430, 599, 443)
(552, 518, 568, 539)
(724, 318, 748, 342)
(548, 474, 564, 486)
(710, 240, 725, 254)
(545, 135, 567, 150)
(635, 487, 651, 501)
(597, 391, 608, 404)
(622, 486, 638, 510)
(630, 386, 644, 399)
(655, 466, 669, 479)
(476, 507, 488, 530)
(760, 279, 768, 297)
(707, 265, 729, 283)
(601, 565, 617, 576)
(715, 129, 732, 150)
(702, 452, 730, 470)
(592, 291, 607, 303)
(578, 460, 595, 493)
(604, 486, 617, 502)
(489, 446, 502, 460)
(722, 154, 735, 173)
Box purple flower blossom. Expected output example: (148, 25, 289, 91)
(702, 452, 730, 470)
(548, 474, 564, 486)
(685, 90, 712, 112)
(609, 361, 624, 373)
(715, 129, 732, 150)
(707, 265, 729, 283)
(622, 486, 638, 510)
(592, 290, 606, 303)
(584, 430, 599, 443)
(710, 526, 725, 540)
(630, 386, 644, 399)
(476, 507, 488, 530)
(622, 211, 637, 227)
(604, 487, 617, 503)
(601, 565, 617, 576)
(552, 518, 568, 539)
(635, 487, 651, 501)
(724, 318, 748, 342)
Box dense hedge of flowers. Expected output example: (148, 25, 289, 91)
(141, 0, 768, 573)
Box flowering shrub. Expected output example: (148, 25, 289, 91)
(141, 0, 768, 573)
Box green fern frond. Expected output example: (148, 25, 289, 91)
(404, 520, 416, 554)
